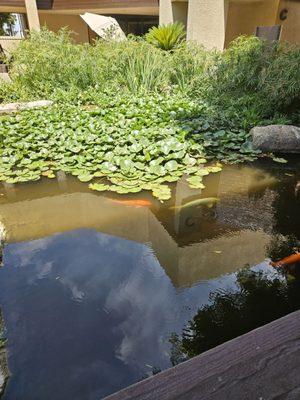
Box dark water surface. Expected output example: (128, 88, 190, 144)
(0, 159, 300, 399)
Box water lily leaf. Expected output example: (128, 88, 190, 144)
(196, 168, 210, 176)
(129, 143, 142, 153)
(183, 154, 197, 166)
(89, 183, 110, 192)
(187, 176, 205, 189)
(68, 146, 82, 154)
(165, 160, 179, 172)
(135, 162, 145, 170)
(78, 173, 94, 182)
(161, 143, 172, 155)
(208, 165, 222, 173)
(163, 175, 180, 183)
(151, 184, 171, 201)
(93, 171, 104, 177)
(149, 157, 164, 166)
(42, 170, 55, 178)
(120, 159, 134, 171)
(101, 162, 117, 172)
(149, 164, 166, 176)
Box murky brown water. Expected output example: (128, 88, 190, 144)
(0, 158, 299, 399)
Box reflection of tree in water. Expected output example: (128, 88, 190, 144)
(266, 234, 300, 262)
(271, 175, 300, 240)
(170, 268, 300, 366)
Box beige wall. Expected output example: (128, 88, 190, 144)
(277, 0, 300, 44)
(172, 1, 188, 27)
(160, 0, 300, 49)
(159, 0, 173, 24)
(0, 37, 23, 56)
(39, 13, 90, 43)
(159, 0, 188, 26)
(225, 0, 279, 47)
(160, 0, 229, 49)
(187, 0, 229, 49)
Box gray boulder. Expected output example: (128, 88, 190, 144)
(0, 100, 53, 115)
(251, 125, 300, 153)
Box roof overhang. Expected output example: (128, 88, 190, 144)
(0, 0, 159, 15)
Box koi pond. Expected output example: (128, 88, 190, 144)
(0, 159, 299, 400)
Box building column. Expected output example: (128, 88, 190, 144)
(24, 0, 40, 31)
(159, 0, 174, 25)
(187, 0, 229, 50)
(159, 0, 189, 27)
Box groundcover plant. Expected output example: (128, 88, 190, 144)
(0, 94, 223, 201)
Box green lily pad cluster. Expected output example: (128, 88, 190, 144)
(0, 94, 225, 201)
(179, 113, 263, 163)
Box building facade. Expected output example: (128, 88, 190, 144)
(160, 0, 300, 49)
(0, 0, 159, 43)
(1, 0, 300, 49)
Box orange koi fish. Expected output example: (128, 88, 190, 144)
(109, 199, 152, 207)
(271, 253, 300, 268)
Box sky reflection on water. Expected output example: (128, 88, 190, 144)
(0, 159, 299, 399)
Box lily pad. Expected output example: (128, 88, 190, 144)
(89, 183, 110, 192)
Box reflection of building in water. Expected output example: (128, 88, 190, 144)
(0, 165, 283, 288)
(158, 165, 277, 243)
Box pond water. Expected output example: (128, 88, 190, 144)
(0, 159, 300, 400)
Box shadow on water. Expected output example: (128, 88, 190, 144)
(0, 158, 299, 399)
(170, 266, 300, 365)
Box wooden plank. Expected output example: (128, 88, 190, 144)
(0, 0, 25, 7)
(104, 310, 300, 400)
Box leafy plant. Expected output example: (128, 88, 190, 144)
(0, 94, 223, 201)
(1, 29, 300, 202)
(146, 22, 186, 51)
(117, 42, 169, 93)
(204, 36, 300, 117)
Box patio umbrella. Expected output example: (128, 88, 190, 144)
(80, 12, 126, 41)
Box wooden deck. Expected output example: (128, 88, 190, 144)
(104, 310, 300, 400)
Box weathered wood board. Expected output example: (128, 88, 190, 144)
(104, 310, 300, 400)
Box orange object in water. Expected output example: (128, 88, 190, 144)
(271, 252, 300, 268)
(109, 199, 152, 207)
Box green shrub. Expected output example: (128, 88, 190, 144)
(6, 29, 173, 96)
(8, 28, 98, 96)
(170, 44, 214, 94)
(117, 42, 170, 92)
(205, 36, 300, 117)
(146, 22, 186, 51)
(2, 28, 300, 125)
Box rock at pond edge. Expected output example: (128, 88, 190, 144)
(0, 100, 53, 115)
(251, 125, 300, 153)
